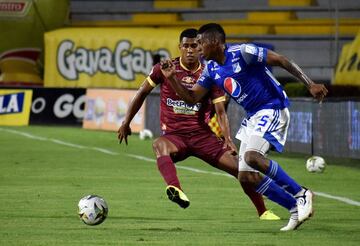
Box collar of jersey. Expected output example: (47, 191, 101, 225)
(179, 57, 201, 73)
(223, 45, 231, 65)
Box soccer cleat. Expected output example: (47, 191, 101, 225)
(259, 210, 281, 220)
(280, 207, 303, 231)
(166, 185, 190, 209)
(280, 217, 303, 231)
(296, 187, 314, 222)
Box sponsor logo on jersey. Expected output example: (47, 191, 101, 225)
(181, 76, 195, 84)
(166, 98, 201, 112)
(223, 77, 241, 97)
(236, 93, 247, 104)
(232, 63, 241, 73)
(235, 93, 248, 104)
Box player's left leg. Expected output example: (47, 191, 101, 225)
(237, 109, 313, 230)
(243, 108, 314, 223)
(238, 141, 280, 220)
(217, 150, 280, 219)
(152, 136, 190, 209)
(238, 153, 300, 230)
(153, 137, 182, 189)
(191, 128, 278, 220)
(245, 148, 313, 224)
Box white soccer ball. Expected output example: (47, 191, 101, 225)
(78, 195, 108, 225)
(139, 129, 153, 140)
(306, 156, 326, 173)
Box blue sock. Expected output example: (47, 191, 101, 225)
(256, 177, 296, 210)
(266, 160, 302, 195)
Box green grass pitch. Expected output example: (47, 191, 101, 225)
(0, 126, 359, 245)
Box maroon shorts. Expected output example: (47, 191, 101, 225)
(163, 127, 229, 167)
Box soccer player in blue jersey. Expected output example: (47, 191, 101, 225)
(118, 28, 280, 220)
(160, 23, 328, 231)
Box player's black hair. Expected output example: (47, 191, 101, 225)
(152, 54, 161, 65)
(198, 23, 226, 43)
(179, 28, 198, 43)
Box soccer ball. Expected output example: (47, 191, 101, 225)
(78, 195, 108, 225)
(139, 129, 153, 140)
(306, 156, 326, 173)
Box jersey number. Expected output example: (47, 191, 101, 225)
(258, 115, 270, 127)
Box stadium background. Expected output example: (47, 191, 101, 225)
(1, 0, 360, 159)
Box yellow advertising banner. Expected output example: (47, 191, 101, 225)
(44, 27, 180, 89)
(0, 89, 33, 126)
(83, 89, 145, 132)
(335, 30, 360, 85)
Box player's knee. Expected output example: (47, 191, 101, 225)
(152, 138, 165, 155)
(152, 138, 172, 157)
(238, 171, 251, 183)
(238, 171, 259, 184)
(244, 151, 261, 168)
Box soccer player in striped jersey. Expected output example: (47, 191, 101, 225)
(160, 23, 328, 231)
(118, 28, 279, 220)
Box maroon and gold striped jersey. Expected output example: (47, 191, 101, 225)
(147, 57, 225, 135)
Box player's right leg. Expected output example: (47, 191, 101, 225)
(152, 136, 190, 209)
(237, 138, 303, 230)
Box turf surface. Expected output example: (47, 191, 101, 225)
(0, 126, 359, 245)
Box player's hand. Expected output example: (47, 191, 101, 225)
(160, 60, 176, 79)
(309, 83, 328, 102)
(117, 122, 132, 145)
(224, 138, 238, 156)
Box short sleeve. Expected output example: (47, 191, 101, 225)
(239, 43, 268, 65)
(147, 63, 164, 87)
(210, 85, 226, 104)
(197, 65, 215, 89)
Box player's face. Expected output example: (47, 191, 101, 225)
(197, 33, 218, 60)
(179, 37, 200, 64)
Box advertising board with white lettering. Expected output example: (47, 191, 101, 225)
(0, 89, 33, 126)
(44, 27, 180, 89)
(29, 88, 86, 125)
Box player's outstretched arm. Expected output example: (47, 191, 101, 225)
(266, 50, 328, 102)
(160, 59, 208, 104)
(214, 101, 237, 155)
(117, 80, 153, 145)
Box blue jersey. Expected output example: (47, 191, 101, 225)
(198, 43, 289, 117)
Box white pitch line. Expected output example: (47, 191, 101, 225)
(314, 192, 360, 206)
(1, 127, 359, 207)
